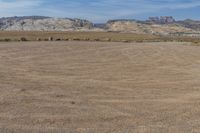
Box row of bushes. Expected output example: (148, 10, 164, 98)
(0, 37, 113, 42)
(0, 37, 28, 42)
(0, 36, 200, 43)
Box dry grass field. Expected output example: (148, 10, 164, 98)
(0, 31, 159, 42)
(1, 41, 200, 132)
(0, 31, 200, 43)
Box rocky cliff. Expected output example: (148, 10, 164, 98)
(106, 19, 200, 36)
(148, 16, 175, 24)
(0, 16, 94, 31)
(1, 16, 200, 36)
(106, 20, 145, 34)
(177, 19, 200, 31)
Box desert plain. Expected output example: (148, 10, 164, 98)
(0, 40, 200, 133)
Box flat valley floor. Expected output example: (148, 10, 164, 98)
(1, 41, 200, 132)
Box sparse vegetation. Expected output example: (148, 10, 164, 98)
(0, 31, 199, 43)
(4, 38, 11, 42)
(72, 38, 81, 41)
(20, 37, 27, 41)
(36, 38, 41, 41)
(55, 38, 61, 41)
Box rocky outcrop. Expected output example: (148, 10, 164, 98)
(106, 19, 198, 35)
(1, 16, 200, 36)
(148, 16, 175, 24)
(106, 20, 146, 34)
(0, 16, 94, 31)
(177, 19, 200, 31)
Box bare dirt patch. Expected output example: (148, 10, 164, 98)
(0, 41, 200, 132)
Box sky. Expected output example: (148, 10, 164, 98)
(0, 0, 200, 22)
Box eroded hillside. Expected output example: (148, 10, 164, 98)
(0, 16, 94, 31)
(106, 19, 199, 36)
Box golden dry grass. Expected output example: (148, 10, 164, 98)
(0, 31, 200, 44)
(0, 31, 159, 42)
(1, 31, 200, 45)
(1, 41, 200, 132)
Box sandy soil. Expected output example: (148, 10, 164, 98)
(0, 41, 200, 132)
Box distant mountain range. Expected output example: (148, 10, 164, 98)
(1, 16, 200, 36)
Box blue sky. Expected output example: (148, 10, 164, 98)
(0, 0, 200, 22)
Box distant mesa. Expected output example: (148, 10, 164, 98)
(105, 16, 200, 36)
(0, 16, 200, 37)
(148, 16, 175, 24)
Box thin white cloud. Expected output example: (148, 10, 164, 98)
(0, 0, 200, 22)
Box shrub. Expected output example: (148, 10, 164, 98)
(136, 40, 143, 43)
(20, 37, 27, 41)
(83, 38, 89, 41)
(36, 38, 41, 41)
(121, 40, 130, 43)
(56, 38, 61, 41)
(48, 37, 53, 41)
(193, 41, 199, 44)
(94, 38, 100, 41)
(4, 38, 11, 42)
(102, 38, 111, 41)
(73, 38, 80, 41)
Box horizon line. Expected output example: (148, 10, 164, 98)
(0, 15, 198, 23)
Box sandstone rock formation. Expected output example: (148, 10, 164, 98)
(106, 19, 200, 36)
(1, 16, 200, 36)
(106, 20, 145, 34)
(177, 19, 200, 31)
(149, 16, 175, 24)
(0, 16, 94, 31)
